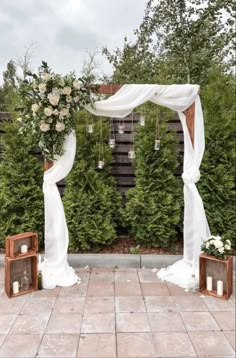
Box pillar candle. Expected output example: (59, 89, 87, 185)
(20, 244, 28, 253)
(206, 276, 213, 291)
(217, 280, 223, 296)
(13, 281, 19, 294)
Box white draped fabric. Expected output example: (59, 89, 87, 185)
(42, 84, 210, 290)
(87, 84, 210, 288)
(41, 131, 80, 289)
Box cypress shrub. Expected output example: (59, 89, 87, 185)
(63, 111, 121, 251)
(0, 122, 44, 247)
(124, 107, 182, 248)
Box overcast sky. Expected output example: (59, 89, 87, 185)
(0, 0, 148, 82)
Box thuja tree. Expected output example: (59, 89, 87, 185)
(0, 122, 44, 247)
(124, 106, 182, 248)
(199, 67, 236, 246)
(63, 111, 121, 251)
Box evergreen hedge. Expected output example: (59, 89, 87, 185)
(63, 111, 121, 251)
(0, 122, 44, 248)
(123, 107, 182, 248)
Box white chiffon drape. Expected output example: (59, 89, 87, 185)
(41, 84, 210, 290)
(87, 84, 210, 288)
(41, 131, 79, 289)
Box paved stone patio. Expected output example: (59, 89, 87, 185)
(0, 266, 235, 357)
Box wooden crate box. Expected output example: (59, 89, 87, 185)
(5, 253, 38, 298)
(5, 232, 38, 258)
(199, 253, 233, 300)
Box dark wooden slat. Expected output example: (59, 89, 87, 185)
(114, 177, 135, 186)
(111, 166, 134, 175)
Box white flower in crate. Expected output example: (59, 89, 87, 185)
(214, 240, 223, 248)
(38, 83, 47, 93)
(62, 86, 72, 95)
(218, 247, 225, 253)
(73, 80, 82, 89)
(44, 107, 53, 117)
(59, 108, 69, 118)
(31, 103, 40, 112)
(40, 121, 50, 132)
(42, 73, 51, 82)
(55, 122, 65, 132)
(48, 93, 60, 106)
(225, 244, 231, 250)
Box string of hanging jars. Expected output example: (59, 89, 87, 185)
(128, 112, 136, 160)
(154, 115, 161, 151)
(109, 118, 116, 149)
(98, 120, 105, 169)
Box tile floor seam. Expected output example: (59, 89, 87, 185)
(77, 269, 91, 357)
(34, 289, 59, 358)
(208, 309, 226, 332)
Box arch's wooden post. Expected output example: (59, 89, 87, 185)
(183, 102, 195, 148)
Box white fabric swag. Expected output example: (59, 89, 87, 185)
(42, 84, 210, 289)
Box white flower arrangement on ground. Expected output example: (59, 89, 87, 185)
(201, 235, 232, 259)
(17, 61, 96, 161)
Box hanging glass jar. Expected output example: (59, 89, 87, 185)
(128, 150, 136, 160)
(109, 138, 115, 149)
(87, 124, 94, 134)
(154, 139, 161, 151)
(98, 160, 105, 169)
(139, 114, 145, 127)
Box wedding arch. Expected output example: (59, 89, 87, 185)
(41, 83, 210, 289)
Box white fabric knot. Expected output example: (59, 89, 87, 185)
(182, 168, 200, 185)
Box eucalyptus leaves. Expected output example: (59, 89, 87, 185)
(17, 61, 95, 161)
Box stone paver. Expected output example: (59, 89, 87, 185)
(211, 311, 235, 331)
(38, 334, 79, 357)
(78, 333, 116, 357)
(117, 332, 156, 357)
(0, 266, 234, 358)
(0, 334, 42, 357)
(153, 332, 196, 357)
(180, 311, 220, 331)
(189, 331, 235, 357)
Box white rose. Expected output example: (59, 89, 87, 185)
(55, 122, 65, 132)
(210, 240, 215, 245)
(213, 240, 223, 248)
(225, 244, 231, 250)
(73, 80, 82, 89)
(38, 83, 47, 93)
(42, 73, 51, 82)
(40, 122, 50, 132)
(47, 117, 53, 123)
(44, 107, 53, 116)
(53, 109, 59, 116)
(62, 86, 72, 95)
(31, 103, 40, 112)
(73, 96, 80, 103)
(218, 247, 224, 253)
(59, 79, 65, 87)
(59, 108, 69, 118)
(226, 239, 231, 245)
(52, 88, 60, 95)
(48, 93, 60, 106)
(66, 95, 72, 103)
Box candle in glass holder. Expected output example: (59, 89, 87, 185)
(206, 276, 213, 291)
(13, 281, 19, 294)
(217, 280, 223, 296)
(20, 244, 28, 254)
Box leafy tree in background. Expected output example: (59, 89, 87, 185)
(103, 0, 234, 85)
(63, 111, 121, 251)
(124, 106, 182, 248)
(199, 67, 236, 245)
(0, 122, 44, 248)
(0, 61, 20, 112)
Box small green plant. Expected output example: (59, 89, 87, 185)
(129, 245, 141, 254)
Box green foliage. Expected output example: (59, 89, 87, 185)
(124, 106, 182, 248)
(63, 111, 122, 251)
(0, 122, 44, 248)
(199, 67, 236, 246)
(103, 0, 234, 85)
(0, 60, 20, 112)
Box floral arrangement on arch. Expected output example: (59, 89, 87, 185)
(201, 235, 231, 260)
(17, 61, 96, 161)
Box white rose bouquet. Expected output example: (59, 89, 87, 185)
(17, 61, 95, 161)
(201, 235, 232, 259)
